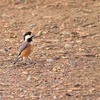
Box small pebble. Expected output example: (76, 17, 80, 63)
(28, 24, 36, 29)
(4, 48, 9, 52)
(9, 53, 12, 56)
(79, 48, 85, 52)
(61, 31, 70, 35)
(64, 43, 72, 49)
(37, 31, 42, 37)
(27, 76, 31, 81)
(46, 58, 53, 62)
(22, 71, 28, 75)
(52, 68, 57, 72)
(50, 25, 58, 29)
(53, 96, 57, 99)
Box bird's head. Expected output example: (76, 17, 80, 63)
(24, 31, 34, 42)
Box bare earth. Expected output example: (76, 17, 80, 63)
(0, 0, 100, 100)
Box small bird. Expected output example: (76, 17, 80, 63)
(13, 31, 34, 64)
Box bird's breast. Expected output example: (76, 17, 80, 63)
(20, 43, 33, 57)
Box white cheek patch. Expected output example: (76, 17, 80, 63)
(25, 35, 32, 41)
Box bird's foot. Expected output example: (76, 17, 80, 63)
(29, 60, 33, 64)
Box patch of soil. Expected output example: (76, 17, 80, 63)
(0, 0, 100, 100)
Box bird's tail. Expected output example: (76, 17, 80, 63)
(13, 56, 20, 64)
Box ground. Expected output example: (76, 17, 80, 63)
(0, 0, 100, 100)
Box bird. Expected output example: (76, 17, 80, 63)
(13, 31, 34, 64)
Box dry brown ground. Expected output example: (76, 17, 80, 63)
(0, 0, 100, 100)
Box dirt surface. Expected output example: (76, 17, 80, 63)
(0, 0, 100, 100)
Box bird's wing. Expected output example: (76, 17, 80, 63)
(18, 42, 28, 56)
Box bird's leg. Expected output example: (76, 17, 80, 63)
(23, 57, 26, 63)
(27, 57, 33, 64)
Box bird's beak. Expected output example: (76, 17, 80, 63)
(31, 34, 35, 37)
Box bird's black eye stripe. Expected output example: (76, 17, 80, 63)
(27, 37, 32, 42)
